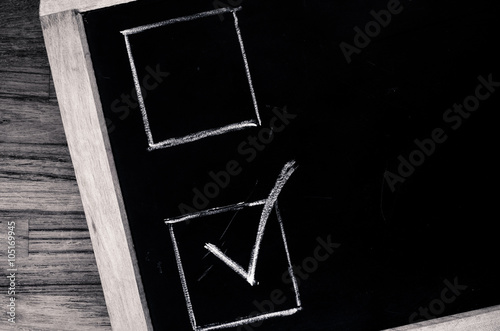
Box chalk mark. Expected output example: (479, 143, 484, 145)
(169, 224, 198, 330)
(167, 161, 301, 329)
(121, 7, 242, 36)
(275, 201, 302, 307)
(165, 199, 266, 224)
(196, 307, 302, 331)
(123, 34, 153, 147)
(121, 6, 261, 151)
(232, 10, 261, 125)
(147, 121, 258, 151)
(197, 265, 213, 282)
(205, 160, 298, 286)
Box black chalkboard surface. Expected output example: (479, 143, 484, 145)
(81, 0, 500, 329)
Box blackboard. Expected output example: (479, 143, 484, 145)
(45, 0, 500, 329)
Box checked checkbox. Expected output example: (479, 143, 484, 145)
(166, 161, 302, 330)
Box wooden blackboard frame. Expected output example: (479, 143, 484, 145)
(40, 1, 152, 330)
(40, 1, 500, 330)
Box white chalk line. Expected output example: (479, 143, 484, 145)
(232, 11, 261, 126)
(121, 7, 242, 36)
(170, 206, 302, 331)
(196, 307, 302, 331)
(205, 161, 298, 286)
(219, 207, 241, 240)
(204, 243, 251, 282)
(148, 120, 258, 151)
(123, 34, 154, 146)
(246, 161, 297, 284)
(168, 224, 198, 330)
(122, 6, 261, 150)
(168, 161, 301, 329)
(274, 201, 302, 307)
(165, 199, 266, 224)
(197, 265, 213, 282)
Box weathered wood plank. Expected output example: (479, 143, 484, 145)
(0, 71, 51, 99)
(0, 142, 70, 159)
(0, 179, 82, 212)
(5, 211, 87, 230)
(0, 0, 112, 330)
(14, 254, 102, 286)
(0, 147, 75, 183)
(0, 215, 101, 287)
(0, 0, 50, 70)
(0, 254, 101, 287)
(0, 285, 111, 330)
(0, 98, 66, 145)
(29, 231, 93, 254)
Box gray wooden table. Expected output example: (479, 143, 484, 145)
(0, 0, 111, 329)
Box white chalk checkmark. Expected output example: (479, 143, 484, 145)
(204, 160, 298, 286)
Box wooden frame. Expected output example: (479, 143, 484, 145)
(40, 1, 500, 330)
(40, 1, 152, 330)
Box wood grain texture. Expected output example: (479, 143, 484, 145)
(0, 0, 111, 330)
(40, 2, 152, 330)
(386, 305, 500, 331)
(0, 0, 49, 71)
(40, 0, 136, 16)
(0, 285, 110, 331)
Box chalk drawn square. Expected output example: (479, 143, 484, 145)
(121, 7, 261, 151)
(167, 202, 301, 331)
